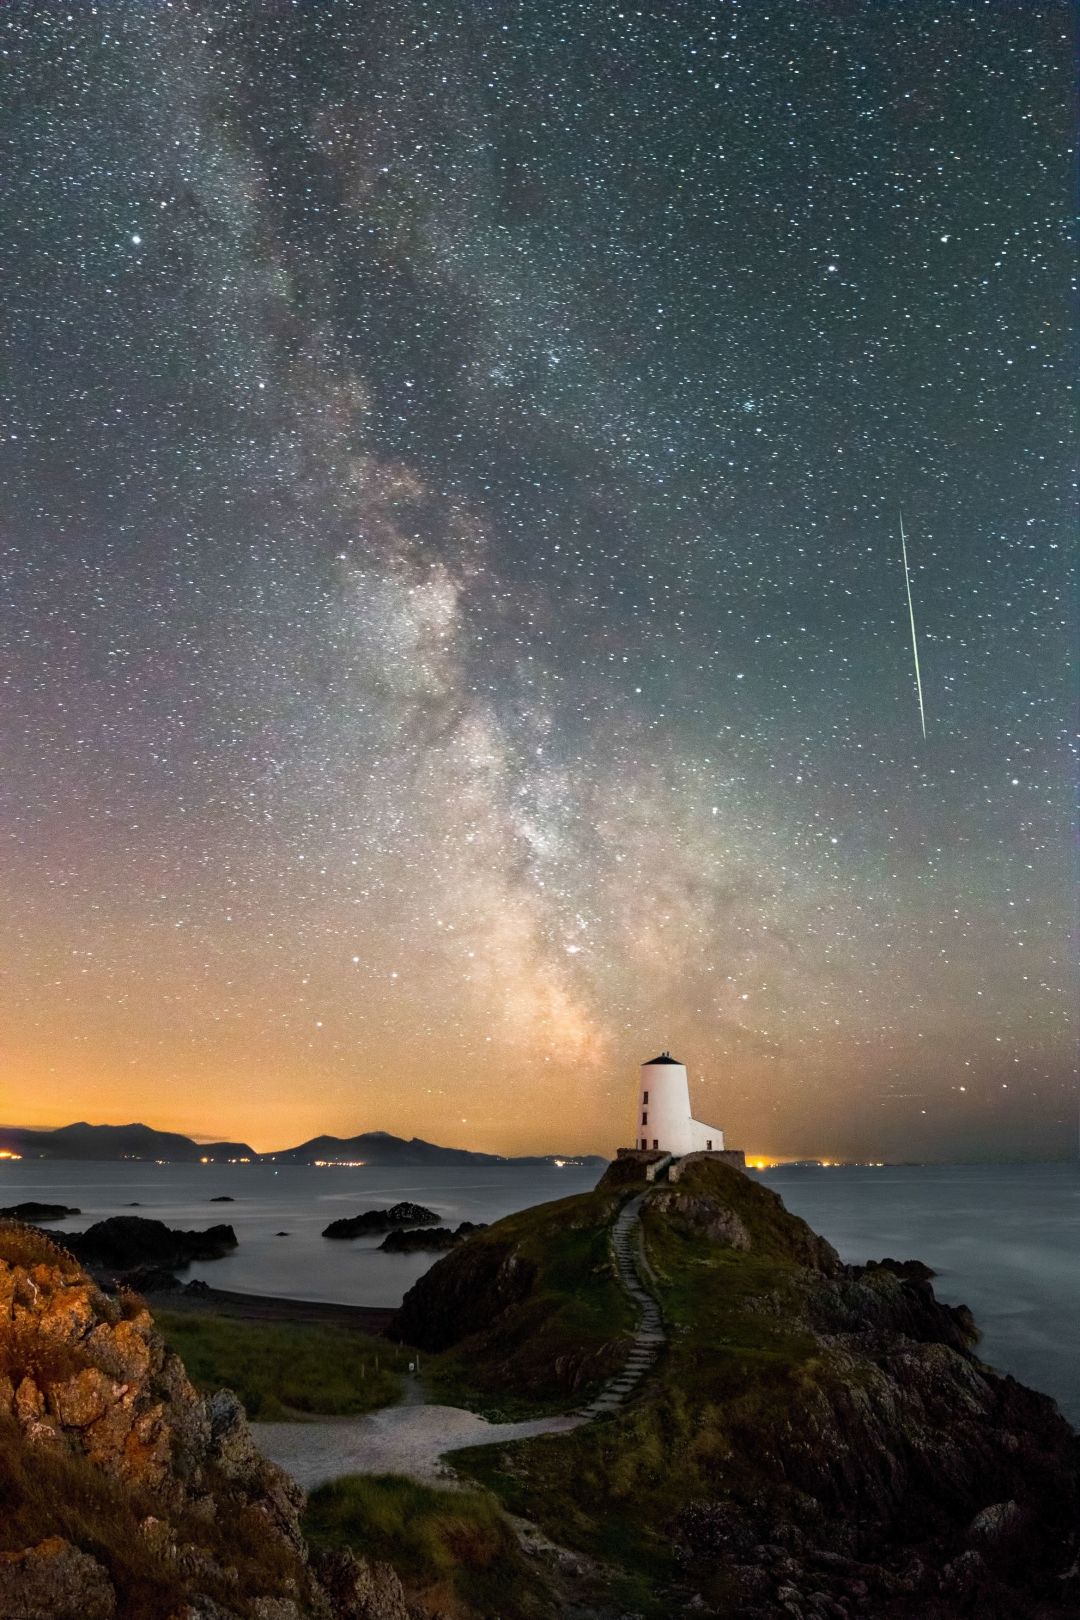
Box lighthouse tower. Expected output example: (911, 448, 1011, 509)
(636, 1052, 725, 1157)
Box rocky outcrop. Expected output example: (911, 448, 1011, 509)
(378, 1221, 485, 1253)
(646, 1188, 753, 1250)
(0, 1202, 80, 1221)
(322, 1203, 438, 1240)
(396, 1160, 1079, 1618)
(629, 1159, 842, 1274)
(0, 1222, 413, 1619)
(394, 1239, 536, 1351)
(313, 1549, 412, 1620)
(860, 1255, 937, 1283)
(0, 1535, 116, 1619)
(62, 1216, 237, 1272)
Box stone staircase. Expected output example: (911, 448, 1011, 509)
(576, 1193, 666, 1418)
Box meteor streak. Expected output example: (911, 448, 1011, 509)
(899, 510, 927, 740)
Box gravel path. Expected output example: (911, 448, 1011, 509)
(254, 1194, 667, 1488)
(255, 1401, 584, 1489)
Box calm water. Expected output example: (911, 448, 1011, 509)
(0, 1161, 602, 1312)
(1, 1159, 1075, 1423)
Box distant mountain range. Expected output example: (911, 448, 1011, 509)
(0, 1123, 256, 1164)
(0, 1121, 606, 1169)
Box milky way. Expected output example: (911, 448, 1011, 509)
(1, 1, 1074, 1159)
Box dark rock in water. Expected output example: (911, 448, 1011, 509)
(125, 1202, 141, 1207)
(0, 1201, 80, 1221)
(209, 1195, 235, 1202)
(183, 1278, 210, 1294)
(376, 1220, 468, 1254)
(275, 1230, 290, 1236)
(113, 1265, 183, 1294)
(62, 1215, 237, 1271)
(861, 1255, 937, 1282)
(380, 1219, 487, 1252)
(322, 1201, 439, 1239)
(380, 1218, 453, 1257)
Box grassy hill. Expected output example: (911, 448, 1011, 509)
(397, 1158, 1079, 1619)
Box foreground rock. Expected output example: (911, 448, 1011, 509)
(395, 1159, 1080, 1619)
(378, 1220, 485, 1253)
(322, 1203, 439, 1240)
(63, 1214, 238, 1273)
(0, 1201, 80, 1220)
(0, 1220, 416, 1619)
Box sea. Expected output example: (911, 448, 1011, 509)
(1, 1158, 1076, 1425)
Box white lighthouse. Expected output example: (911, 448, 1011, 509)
(635, 1051, 725, 1157)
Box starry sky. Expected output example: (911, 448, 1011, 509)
(1, 0, 1075, 1161)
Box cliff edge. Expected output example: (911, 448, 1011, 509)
(0, 1222, 413, 1620)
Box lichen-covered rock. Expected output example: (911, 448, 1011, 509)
(0, 1536, 116, 1620)
(47, 1365, 116, 1428)
(313, 1548, 413, 1620)
(647, 1189, 752, 1250)
(0, 1224, 413, 1619)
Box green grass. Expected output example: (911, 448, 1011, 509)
(422, 1188, 636, 1418)
(449, 1175, 837, 1615)
(304, 1473, 551, 1617)
(156, 1312, 403, 1419)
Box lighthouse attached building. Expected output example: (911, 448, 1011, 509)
(636, 1052, 725, 1156)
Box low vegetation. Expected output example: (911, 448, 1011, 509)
(454, 1178, 822, 1614)
(0, 1220, 82, 1275)
(157, 1312, 403, 1419)
(304, 1473, 549, 1618)
(0, 1417, 302, 1620)
(408, 1187, 635, 1417)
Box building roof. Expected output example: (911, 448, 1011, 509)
(645, 1051, 681, 1065)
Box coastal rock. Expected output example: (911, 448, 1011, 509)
(113, 1264, 184, 1293)
(378, 1221, 486, 1253)
(860, 1256, 937, 1283)
(395, 1239, 536, 1350)
(646, 1189, 752, 1250)
(322, 1203, 439, 1240)
(63, 1216, 237, 1272)
(0, 1223, 413, 1619)
(0, 1201, 80, 1221)
(0, 1536, 116, 1619)
(396, 1159, 1079, 1618)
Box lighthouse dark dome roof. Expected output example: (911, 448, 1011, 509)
(646, 1051, 681, 1065)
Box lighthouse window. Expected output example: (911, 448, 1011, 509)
(640, 1138, 647, 1150)
(706, 1139, 713, 1151)
(641, 1111, 648, 1125)
(652, 1139, 659, 1150)
(642, 1091, 648, 1104)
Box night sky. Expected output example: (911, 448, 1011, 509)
(2, 1, 1075, 1160)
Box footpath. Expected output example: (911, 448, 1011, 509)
(254, 1193, 665, 1489)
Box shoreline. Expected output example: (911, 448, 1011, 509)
(141, 1282, 398, 1336)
